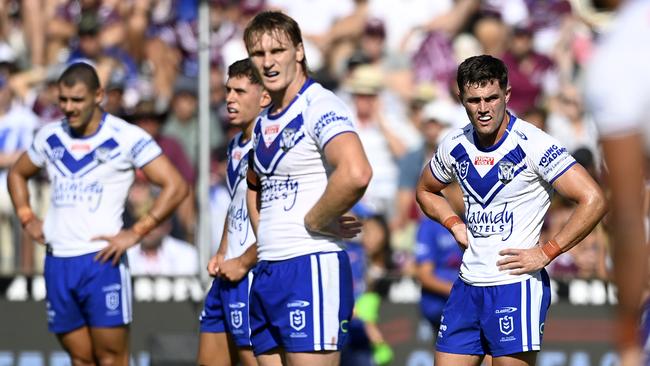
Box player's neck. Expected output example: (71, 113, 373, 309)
(270, 72, 307, 113)
(72, 108, 104, 137)
(241, 122, 254, 142)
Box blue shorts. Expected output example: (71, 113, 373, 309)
(199, 272, 254, 347)
(436, 270, 551, 357)
(249, 251, 354, 355)
(44, 251, 132, 334)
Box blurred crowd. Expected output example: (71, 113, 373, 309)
(0, 0, 619, 288)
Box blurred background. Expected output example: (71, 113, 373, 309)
(0, 0, 629, 365)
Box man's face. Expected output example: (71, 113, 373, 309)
(248, 31, 304, 93)
(459, 79, 510, 141)
(58, 82, 102, 131)
(225, 76, 267, 128)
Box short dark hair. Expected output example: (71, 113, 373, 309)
(228, 59, 262, 86)
(456, 55, 508, 97)
(243, 11, 309, 74)
(58, 62, 101, 91)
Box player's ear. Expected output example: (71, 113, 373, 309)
(295, 42, 305, 63)
(95, 87, 105, 105)
(504, 85, 511, 104)
(260, 89, 271, 108)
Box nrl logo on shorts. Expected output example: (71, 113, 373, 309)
(230, 310, 243, 329)
(94, 147, 111, 163)
(456, 161, 469, 180)
(105, 291, 120, 311)
(499, 315, 514, 335)
(498, 160, 515, 184)
(289, 309, 306, 331)
(280, 128, 300, 152)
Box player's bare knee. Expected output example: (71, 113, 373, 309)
(68, 354, 95, 366)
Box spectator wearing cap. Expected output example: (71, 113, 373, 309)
(345, 65, 405, 219)
(394, 99, 458, 231)
(131, 100, 197, 243)
(545, 82, 600, 168)
(163, 76, 224, 168)
(67, 12, 139, 98)
(346, 17, 415, 101)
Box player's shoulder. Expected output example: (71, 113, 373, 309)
(438, 124, 472, 151)
(33, 120, 64, 141)
(103, 113, 153, 141)
(512, 117, 556, 147)
(303, 81, 347, 112)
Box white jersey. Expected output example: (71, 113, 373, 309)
(0, 104, 39, 193)
(430, 115, 575, 286)
(584, 0, 650, 152)
(224, 132, 256, 260)
(251, 79, 357, 261)
(27, 113, 162, 257)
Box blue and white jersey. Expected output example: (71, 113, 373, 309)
(27, 113, 162, 257)
(224, 132, 256, 260)
(0, 105, 39, 191)
(430, 114, 576, 286)
(251, 79, 357, 261)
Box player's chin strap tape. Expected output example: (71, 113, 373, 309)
(246, 150, 261, 192)
(247, 179, 261, 192)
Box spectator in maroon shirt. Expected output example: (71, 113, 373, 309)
(501, 24, 558, 115)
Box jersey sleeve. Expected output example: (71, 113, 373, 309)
(528, 128, 576, 184)
(305, 95, 357, 149)
(26, 127, 51, 168)
(126, 125, 163, 168)
(428, 132, 456, 184)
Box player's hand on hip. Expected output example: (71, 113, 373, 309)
(207, 252, 225, 277)
(218, 258, 247, 282)
(497, 246, 550, 275)
(305, 215, 363, 239)
(93, 230, 140, 266)
(23, 218, 45, 244)
(450, 223, 469, 250)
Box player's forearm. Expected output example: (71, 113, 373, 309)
(148, 177, 189, 223)
(305, 162, 371, 230)
(8, 169, 32, 218)
(237, 243, 258, 270)
(553, 192, 607, 253)
(216, 216, 229, 256)
(416, 188, 459, 225)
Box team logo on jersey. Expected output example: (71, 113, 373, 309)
(498, 160, 515, 184)
(280, 128, 301, 151)
(94, 147, 111, 163)
(456, 161, 470, 180)
(289, 309, 306, 331)
(230, 310, 243, 329)
(50, 147, 65, 161)
(499, 315, 514, 335)
(105, 291, 120, 311)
